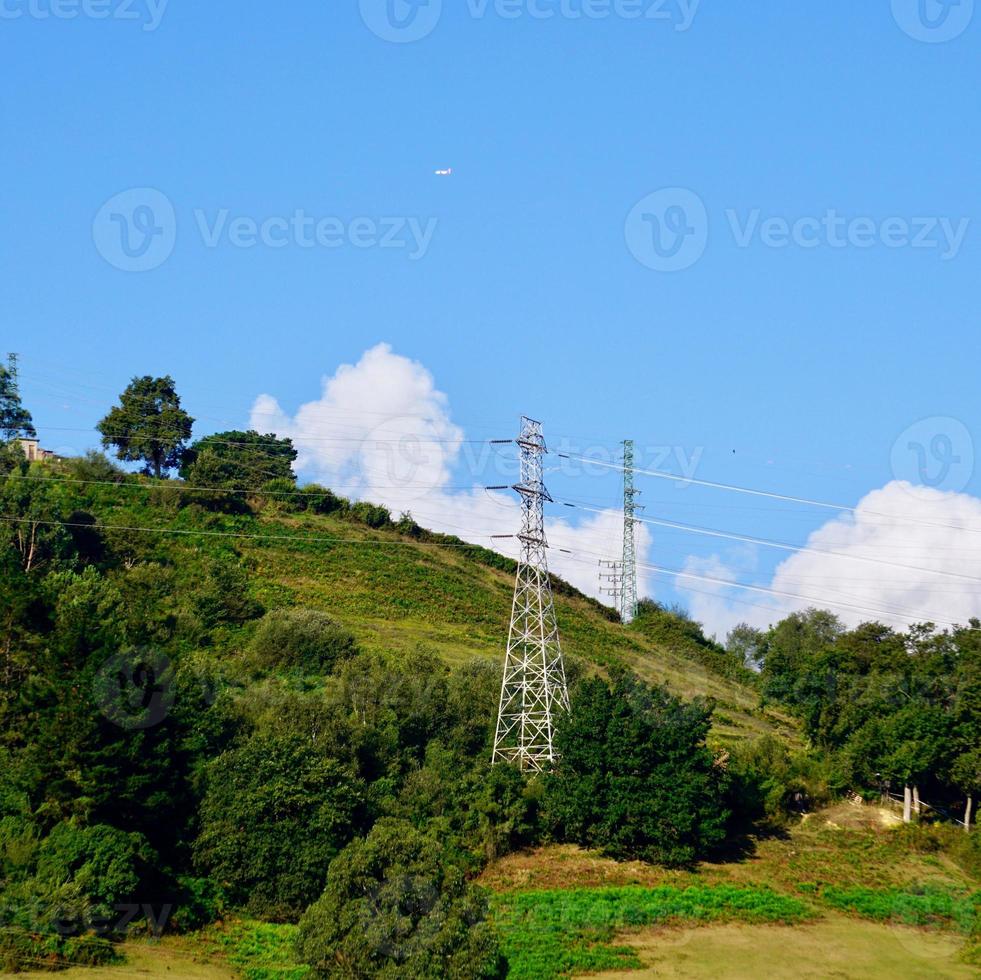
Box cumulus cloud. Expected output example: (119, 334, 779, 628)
(677, 482, 981, 641)
(250, 344, 650, 603)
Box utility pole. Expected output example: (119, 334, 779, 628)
(492, 417, 570, 772)
(621, 439, 642, 623)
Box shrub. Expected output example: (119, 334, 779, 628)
(301, 484, 350, 516)
(726, 735, 832, 827)
(260, 477, 304, 512)
(296, 820, 506, 979)
(0, 930, 120, 973)
(250, 608, 359, 675)
(349, 501, 391, 529)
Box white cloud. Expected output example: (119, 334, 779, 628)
(676, 481, 981, 641)
(250, 344, 650, 604)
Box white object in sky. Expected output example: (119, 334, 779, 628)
(434, 168, 453, 176)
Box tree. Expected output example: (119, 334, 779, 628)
(97, 376, 194, 479)
(726, 623, 766, 671)
(193, 733, 364, 920)
(179, 430, 297, 492)
(544, 673, 730, 866)
(296, 820, 506, 979)
(0, 359, 35, 442)
(759, 608, 844, 706)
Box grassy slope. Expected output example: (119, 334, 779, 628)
(87, 484, 795, 743)
(250, 515, 796, 742)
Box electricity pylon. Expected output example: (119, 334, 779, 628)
(492, 417, 570, 772)
(621, 440, 642, 623)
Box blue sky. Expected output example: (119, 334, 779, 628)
(3, 2, 979, 634)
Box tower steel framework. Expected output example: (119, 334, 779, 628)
(621, 440, 642, 623)
(492, 417, 570, 772)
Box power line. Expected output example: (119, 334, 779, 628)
(562, 500, 981, 586)
(555, 451, 981, 535)
(0, 515, 505, 553)
(2, 510, 975, 630)
(5, 473, 504, 499)
(633, 559, 968, 630)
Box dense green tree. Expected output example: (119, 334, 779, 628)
(34, 822, 156, 924)
(179, 430, 297, 494)
(0, 467, 76, 574)
(0, 360, 35, 442)
(97, 376, 194, 478)
(545, 673, 729, 866)
(296, 819, 506, 979)
(759, 608, 844, 706)
(194, 733, 365, 920)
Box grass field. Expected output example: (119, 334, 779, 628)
(586, 917, 978, 979)
(478, 804, 979, 978)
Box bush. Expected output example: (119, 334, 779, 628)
(0, 930, 120, 973)
(302, 484, 350, 516)
(349, 501, 391, 529)
(63, 451, 128, 484)
(296, 820, 506, 979)
(250, 608, 359, 675)
(726, 736, 832, 828)
(260, 477, 303, 512)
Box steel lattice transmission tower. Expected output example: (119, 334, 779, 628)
(621, 439, 642, 624)
(492, 417, 570, 772)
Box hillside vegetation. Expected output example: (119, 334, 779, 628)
(1, 371, 976, 978)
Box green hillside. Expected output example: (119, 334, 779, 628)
(35, 466, 795, 746)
